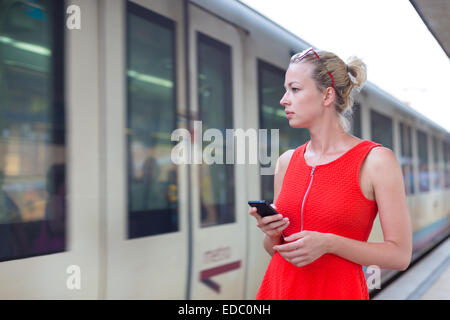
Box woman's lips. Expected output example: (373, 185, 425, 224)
(286, 111, 294, 119)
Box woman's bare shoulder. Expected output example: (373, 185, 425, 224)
(364, 146, 400, 183)
(275, 149, 295, 176)
(273, 149, 296, 202)
(365, 146, 395, 166)
(280, 149, 296, 162)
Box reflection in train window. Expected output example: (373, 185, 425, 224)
(197, 33, 235, 228)
(444, 141, 450, 189)
(417, 130, 429, 193)
(127, 3, 178, 238)
(0, 0, 65, 262)
(370, 110, 393, 150)
(258, 60, 309, 201)
(399, 123, 414, 195)
(351, 102, 362, 138)
(432, 136, 441, 190)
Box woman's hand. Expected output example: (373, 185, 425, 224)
(273, 231, 330, 267)
(249, 205, 289, 242)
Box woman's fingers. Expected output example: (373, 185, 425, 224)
(249, 205, 289, 239)
(248, 207, 261, 220)
(258, 214, 285, 229)
(277, 220, 290, 232)
(262, 217, 288, 231)
(261, 213, 284, 224)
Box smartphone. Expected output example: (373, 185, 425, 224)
(248, 200, 279, 218)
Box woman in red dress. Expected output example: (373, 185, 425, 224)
(249, 48, 412, 300)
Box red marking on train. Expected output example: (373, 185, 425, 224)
(200, 260, 241, 293)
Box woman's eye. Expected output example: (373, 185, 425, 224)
(292, 88, 299, 92)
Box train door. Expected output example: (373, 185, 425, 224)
(101, 0, 189, 299)
(188, 4, 248, 299)
(0, 0, 100, 299)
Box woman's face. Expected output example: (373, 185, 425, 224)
(280, 62, 325, 129)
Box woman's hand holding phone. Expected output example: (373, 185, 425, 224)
(249, 204, 290, 243)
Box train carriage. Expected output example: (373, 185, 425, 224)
(0, 0, 449, 299)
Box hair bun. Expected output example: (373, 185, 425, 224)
(346, 56, 367, 92)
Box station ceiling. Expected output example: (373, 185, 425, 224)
(410, 0, 450, 58)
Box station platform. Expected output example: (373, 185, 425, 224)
(374, 236, 450, 300)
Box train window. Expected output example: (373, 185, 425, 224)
(197, 33, 235, 228)
(0, 0, 65, 262)
(351, 103, 362, 138)
(126, 3, 178, 238)
(416, 130, 429, 192)
(399, 123, 415, 195)
(258, 60, 309, 201)
(370, 110, 393, 150)
(432, 136, 441, 190)
(444, 141, 450, 189)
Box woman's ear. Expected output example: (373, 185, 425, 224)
(322, 87, 335, 107)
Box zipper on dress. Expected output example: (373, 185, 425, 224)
(300, 166, 315, 231)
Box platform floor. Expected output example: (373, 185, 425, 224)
(374, 237, 450, 300)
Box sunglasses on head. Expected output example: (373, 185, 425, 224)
(292, 47, 335, 89)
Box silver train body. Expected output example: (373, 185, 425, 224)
(0, 0, 449, 299)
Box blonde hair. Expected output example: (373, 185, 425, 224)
(290, 49, 367, 132)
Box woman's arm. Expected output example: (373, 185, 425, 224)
(328, 147, 412, 270)
(263, 232, 282, 256)
(274, 147, 412, 270)
(260, 150, 295, 256)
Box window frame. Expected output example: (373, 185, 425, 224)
(416, 129, 430, 193)
(196, 31, 235, 228)
(370, 109, 393, 150)
(126, 1, 179, 238)
(0, 0, 66, 262)
(399, 122, 415, 195)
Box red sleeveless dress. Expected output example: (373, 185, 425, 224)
(256, 139, 383, 300)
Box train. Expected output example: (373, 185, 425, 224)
(0, 0, 449, 299)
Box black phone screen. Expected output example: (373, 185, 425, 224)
(248, 200, 279, 217)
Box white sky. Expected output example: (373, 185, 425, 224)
(240, 0, 450, 132)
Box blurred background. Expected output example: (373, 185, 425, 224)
(0, 0, 449, 299)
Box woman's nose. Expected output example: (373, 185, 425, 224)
(280, 92, 289, 107)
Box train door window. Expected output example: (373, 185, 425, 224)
(416, 130, 429, 192)
(197, 33, 235, 228)
(444, 141, 450, 189)
(126, 3, 178, 238)
(0, 0, 65, 262)
(351, 103, 362, 138)
(370, 110, 393, 150)
(399, 123, 414, 195)
(258, 60, 309, 201)
(432, 136, 440, 190)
